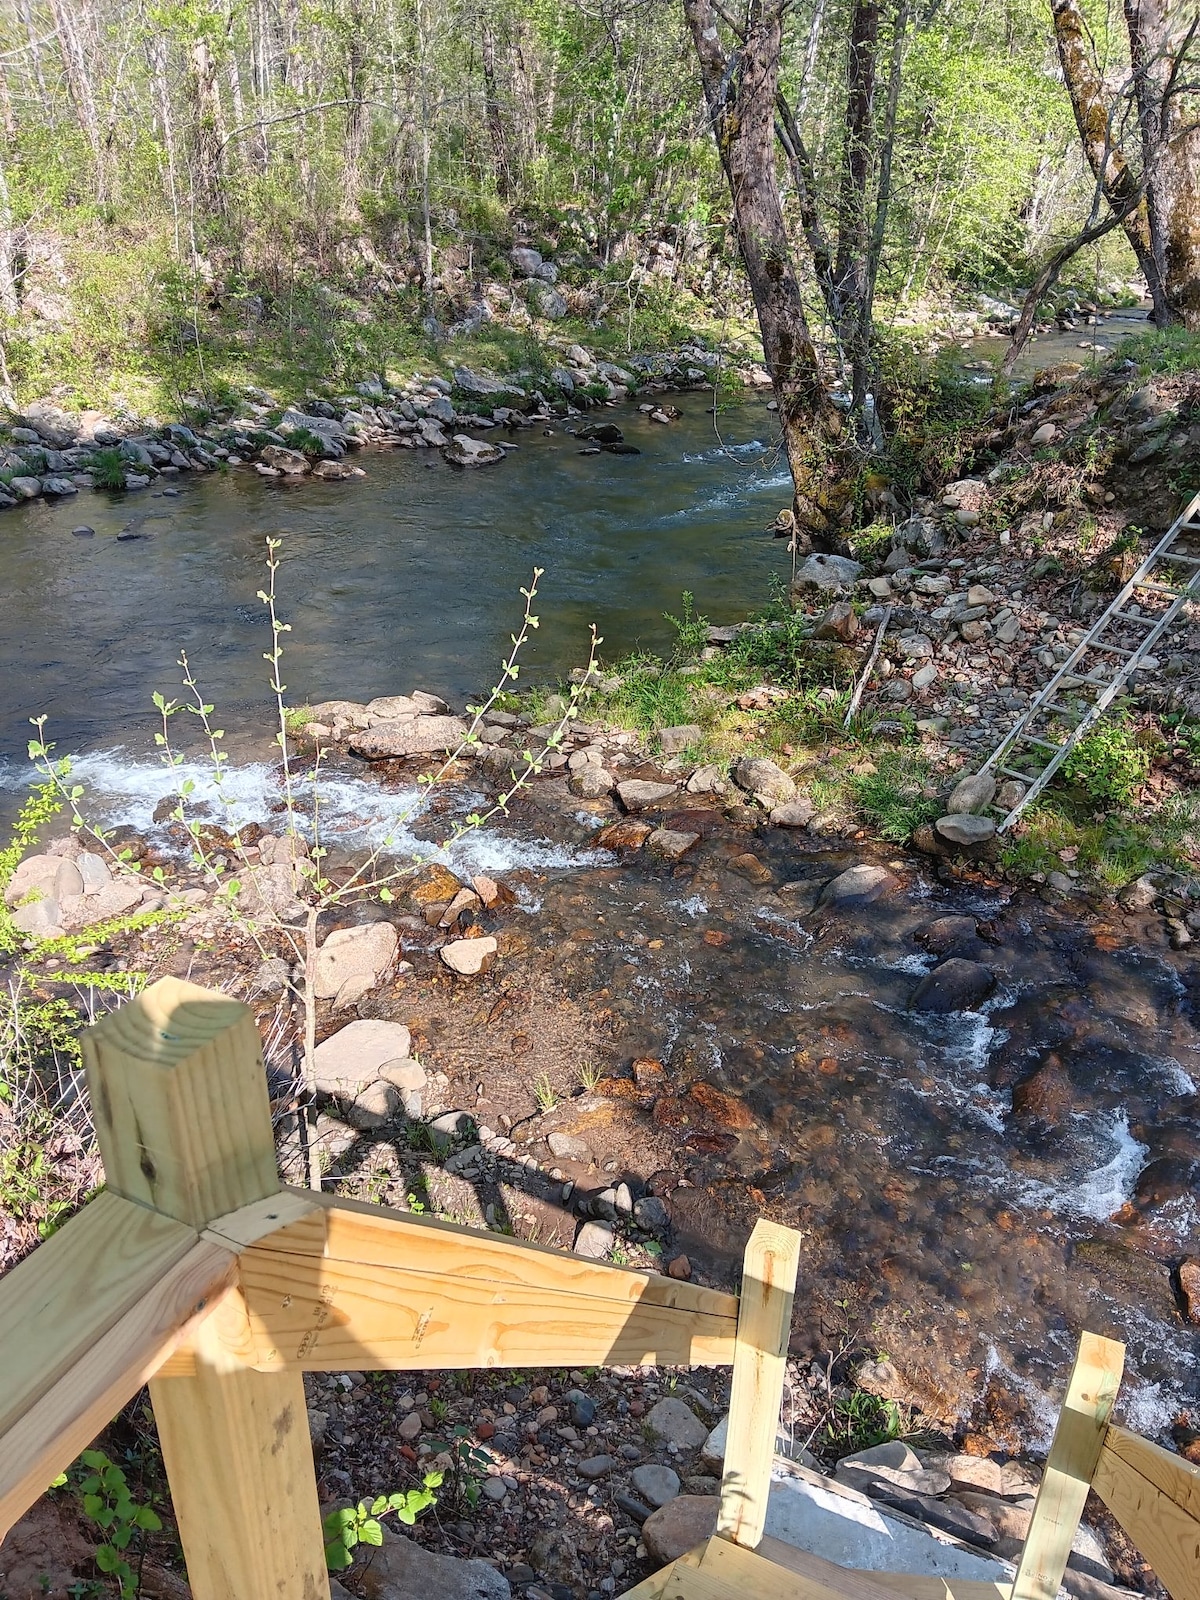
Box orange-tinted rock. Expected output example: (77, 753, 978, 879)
(729, 852, 772, 884)
(1178, 1258, 1200, 1324)
(688, 1081, 754, 1129)
(597, 819, 653, 851)
(633, 1056, 666, 1088)
(667, 1254, 692, 1279)
(411, 863, 463, 906)
(642, 1496, 718, 1565)
(1010, 1053, 1074, 1127)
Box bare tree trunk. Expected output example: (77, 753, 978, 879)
(49, 0, 105, 197)
(684, 0, 850, 548)
(480, 8, 511, 198)
(1050, 0, 1171, 320)
(1124, 0, 1200, 329)
(836, 0, 880, 412)
(190, 38, 226, 217)
(0, 149, 19, 320)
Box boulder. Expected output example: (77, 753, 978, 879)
(792, 553, 863, 592)
(261, 445, 309, 474)
(357, 1526, 510, 1600)
(947, 771, 997, 814)
(365, 694, 422, 722)
(569, 765, 615, 799)
(935, 814, 996, 846)
(648, 828, 700, 860)
(313, 922, 398, 1000)
(443, 435, 505, 468)
(312, 459, 355, 479)
(311, 1019, 412, 1096)
(574, 1220, 614, 1258)
(732, 757, 795, 806)
(642, 1496, 719, 1566)
(909, 958, 996, 1013)
(439, 935, 497, 975)
(817, 863, 894, 908)
(813, 601, 860, 641)
(616, 779, 678, 812)
(645, 1398, 708, 1449)
(771, 799, 815, 827)
(510, 247, 543, 276)
(349, 715, 467, 758)
(451, 367, 509, 397)
(4, 854, 60, 907)
(686, 765, 730, 797)
(596, 819, 653, 850)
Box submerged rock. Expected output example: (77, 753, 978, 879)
(909, 958, 996, 1013)
(817, 863, 893, 908)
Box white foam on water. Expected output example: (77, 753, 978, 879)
(680, 439, 770, 463)
(1008, 1110, 1149, 1222)
(656, 464, 794, 522)
(1153, 1055, 1198, 1095)
(8, 749, 592, 878)
(982, 1345, 1062, 1455)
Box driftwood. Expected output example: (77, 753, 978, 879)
(844, 604, 892, 726)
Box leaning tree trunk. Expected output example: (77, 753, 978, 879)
(835, 0, 880, 413)
(1050, 0, 1173, 322)
(1124, 0, 1200, 329)
(684, 0, 851, 548)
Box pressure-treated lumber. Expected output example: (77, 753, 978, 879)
(1092, 1424, 1200, 1600)
(0, 1237, 235, 1540)
(1010, 1332, 1125, 1600)
(715, 1219, 802, 1547)
(226, 1189, 740, 1372)
(753, 1541, 1011, 1600)
(151, 1312, 328, 1600)
(82, 976, 280, 1228)
(703, 1534, 892, 1600)
(85, 977, 329, 1600)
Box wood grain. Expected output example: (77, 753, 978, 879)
(1093, 1425, 1200, 1600)
(715, 1220, 802, 1547)
(235, 1193, 740, 1371)
(1010, 1331, 1125, 1600)
(1, 1239, 235, 1540)
(82, 976, 280, 1228)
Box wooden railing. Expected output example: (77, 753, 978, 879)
(1, 977, 1198, 1600)
(0, 977, 800, 1598)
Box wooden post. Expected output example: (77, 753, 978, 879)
(1010, 1331, 1125, 1600)
(715, 1219, 802, 1549)
(83, 978, 330, 1600)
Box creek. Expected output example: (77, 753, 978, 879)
(1, 306, 1194, 1441)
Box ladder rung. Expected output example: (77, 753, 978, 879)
(1043, 701, 1084, 719)
(999, 764, 1042, 781)
(1164, 552, 1200, 565)
(1089, 641, 1135, 656)
(1111, 609, 1160, 623)
(1131, 582, 1186, 598)
(1059, 671, 1107, 686)
(1017, 735, 1062, 752)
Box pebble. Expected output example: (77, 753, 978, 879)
(577, 1455, 615, 1479)
(630, 1464, 681, 1508)
(645, 1398, 707, 1449)
(566, 1390, 597, 1427)
(574, 1220, 614, 1258)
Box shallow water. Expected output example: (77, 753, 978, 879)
(0, 394, 790, 779)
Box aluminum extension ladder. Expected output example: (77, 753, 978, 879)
(981, 488, 1200, 831)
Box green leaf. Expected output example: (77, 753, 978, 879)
(359, 1519, 383, 1547)
(369, 1496, 388, 1516)
(80, 1451, 107, 1470)
(134, 1507, 162, 1532)
(110, 1526, 132, 1551)
(95, 1546, 121, 1573)
(324, 1542, 353, 1572)
(82, 1494, 105, 1518)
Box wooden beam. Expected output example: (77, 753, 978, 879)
(715, 1219, 802, 1548)
(151, 1315, 327, 1600)
(82, 976, 279, 1228)
(1010, 1332, 1125, 1600)
(1092, 1424, 1200, 1600)
(86, 979, 330, 1600)
(702, 1532, 889, 1600)
(752, 1539, 1004, 1600)
(221, 1190, 739, 1372)
(1, 1239, 235, 1540)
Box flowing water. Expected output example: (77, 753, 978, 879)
(2, 318, 1195, 1437)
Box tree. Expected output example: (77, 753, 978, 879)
(1051, 0, 1200, 329)
(683, 0, 851, 549)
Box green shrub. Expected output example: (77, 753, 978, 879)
(850, 751, 940, 842)
(87, 446, 127, 491)
(1062, 721, 1151, 805)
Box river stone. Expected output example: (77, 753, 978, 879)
(792, 552, 862, 592)
(817, 863, 894, 909)
(1180, 1258, 1200, 1324)
(577, 1454, 615, 1480)
(439, 935, 497, 975)
(348, 1079, 402, 1130)
(1118, 874, 1158, 913)
(574, 1220, 614, 1258)
(60, 879, 144, 926)
(936, 814, 996, 846)
(261, 444, 309, 474)
(813, 601, 860, 641)
(510, 246, 542, 276)
(410, 690, 450, 714)
(631, 1464, 680, 1508)
(645, 1398, 707, 1449)
(597, 819, 653, 850)
(835, 1458, 952, 1497)
(42, 476, 78, 495)
(659, 724, 702, 756)
(444, 434, 505, 467)
(701, 1414, 817, 1472)
(357, 1525, 510, 1600)
(569, 765, 615, 798)
(11, 897, 62, 937)
(76, 851, 113, 893)
(311, 1019, 412, 1096)
(648, 828, 700, 860)
(452, 367, 508, 396)
(948, 770, 997, 814)
(642, 1496, 719, 1566)
(771, 798, 815, 827)
(909, 957, 996, 1014)
(953, 1493, 1110, 1575)
(686, 764, 730, 796)
(350, 715, 467, 758)
(732, 756, 795, 806)
(915, 914, 979, 955)
(617, 779, 678, 812)
(9, 476, 42, 499)
(53, 859, 84, 899)
(547, 1130, 592, 1162)
(365, 694, 422, 722)
(4, 854, 60, 907)
(313, 922, 398, 999)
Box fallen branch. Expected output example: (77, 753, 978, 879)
(845, 604, 891, 727)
